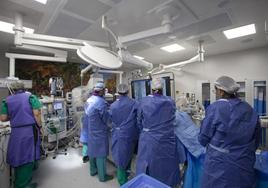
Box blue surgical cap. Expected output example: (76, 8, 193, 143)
(93, 82, 105, 91)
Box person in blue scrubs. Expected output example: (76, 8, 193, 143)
(80, 112, 89, 163)
(109, 84, 139, 186)
(136, 78, 180, 187)
(85, 82, 113, 182)
(80, 90, 90, 163)
(199, 76, 260, 188)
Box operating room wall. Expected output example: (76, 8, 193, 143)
(0, 51, 9, 101)
(172, 45, 268, 104)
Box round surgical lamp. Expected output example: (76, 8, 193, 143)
(77, 43, 122, 69)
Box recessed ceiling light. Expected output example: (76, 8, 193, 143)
(223, 24, 256, 39)
(160, 43, 185, 53)
(34, 0, 47, 4)
(133, 55, 144, 60)
(0, 20, 34, 34)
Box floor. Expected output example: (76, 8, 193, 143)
(32, 148, 119, 188)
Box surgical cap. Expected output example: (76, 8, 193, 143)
(151, 78, 164, 90)
(118, 84, 129, 94)
(10, 80, 24, 90)
(93, 82, 105, 91)
(214, 76, 240, 94)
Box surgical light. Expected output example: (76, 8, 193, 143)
(0, 20, 34, 34)
(223, 24, 256, 39)
(34, 0, 47, 4)
(77, 43, 122, 69)
(133, 55, 145, 60)
(160, 43, 185, 53)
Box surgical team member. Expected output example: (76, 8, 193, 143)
(85, 82, 113, 182)
(80, 112, 89, 163)
(80, 90, 90, 163)
(136, 78, 180, 187)
(0, 81, 42, 188)
(109, 84, 139, 186)
(199, 76, 260, 188)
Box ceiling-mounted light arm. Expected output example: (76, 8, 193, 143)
(265, 20, 268, 40)
(101, 16, 121, 50)
(118, 49, 153, 70)
(14, 13, 25, 46)
(14, 13, 108, 50)
(162, 55, 199, 69)
(159, 41, 204, 70)
(16, 44, 67, 58)
(198, 40, 205, 62)
(81, 65, 93, 78)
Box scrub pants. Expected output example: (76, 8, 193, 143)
(116, 161, 131, 186)
(14, 162, 34, 188)
(82, 144, 88, 157)
(89, 157, 112, 182)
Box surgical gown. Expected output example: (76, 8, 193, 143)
(85, 95, 110, 158)
(199, 98, 260, 188)
(136, 94, 180, 187)
(110, 96, 139, 169)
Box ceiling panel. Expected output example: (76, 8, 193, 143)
(0, 0, 43, 26)
(47, 11, 91, 38)
(63, 0, 112, 21)
(127, 42, 152, 53)
(110, 0, 123, 4)
(174, 13, 232, 40)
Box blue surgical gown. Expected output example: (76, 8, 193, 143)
(199, 98, 260, 188)
(85, 95, 110, 158)
(136, 94, 180, 187)
(109, 96, 139, 169)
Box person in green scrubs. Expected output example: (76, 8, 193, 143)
(1, 81, 42, 188)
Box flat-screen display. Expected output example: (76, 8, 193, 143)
(53, 102, 63, 110)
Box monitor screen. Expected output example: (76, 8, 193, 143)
(53, 102, 63, 110)
(131, 79, 151, 100)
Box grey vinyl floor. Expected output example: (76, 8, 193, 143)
(32, 148, 119, 188)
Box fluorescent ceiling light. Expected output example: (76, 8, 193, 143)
(160, 43, 185, 53)
(133, 55, 144, 60)
(34, 0, 47, 4)
(0, 20, 34, 34)
(223, 24, 256, 39)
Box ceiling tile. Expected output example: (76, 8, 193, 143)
(110, 0, 123, 4)
(63, 0, 112, 21)
(46, 12, 91, 38)
(127, 42, 152, 53)
(174, 13, 232, 40)
(0, 0, 43, 26)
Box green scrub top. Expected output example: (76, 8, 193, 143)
(1, 94, 42, 115)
